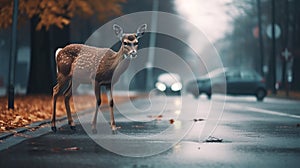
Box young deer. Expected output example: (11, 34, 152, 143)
(52, 24, 147, 133)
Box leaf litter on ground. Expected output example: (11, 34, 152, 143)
(0, 94, 105, 132)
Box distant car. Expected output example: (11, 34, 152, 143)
(187, 68, 267, 101)
(155, 73, 182, 95)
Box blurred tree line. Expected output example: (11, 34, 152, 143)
(221, 0, 300, 91)
(0, 0, 184, 95)
(0, 0, 125, 94)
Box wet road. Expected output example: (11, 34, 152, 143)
(0, 95, 300, 167)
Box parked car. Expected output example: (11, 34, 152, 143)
(155, 73, 182, 95)
(187, 68, 267, 101)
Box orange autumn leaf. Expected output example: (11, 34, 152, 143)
(169, 119, 175, 124)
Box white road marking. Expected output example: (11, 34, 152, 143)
(229, 105, 300, 119)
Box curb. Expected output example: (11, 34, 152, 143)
(0, 104, 110, 141)
(0, 116, 67, 141)
(267, 95, 300, 101)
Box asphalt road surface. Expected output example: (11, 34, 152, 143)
(0, 94, 300, 168)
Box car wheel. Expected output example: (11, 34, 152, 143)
(256, 89, 266, 101)
(207, 93, 212, 100)
(193, 93, 199, 99)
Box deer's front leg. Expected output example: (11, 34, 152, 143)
(92, 81, 101, 134)
(106, 85, 117, 133)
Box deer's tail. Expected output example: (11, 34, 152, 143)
(55, 48, 62, 73)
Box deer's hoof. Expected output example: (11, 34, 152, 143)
(70, 125, 76, 131)
(92, 128, 97, 134)
(111, 125, 117, 134)
(112, 129, 118, 134)
(51, 126, 57, 132)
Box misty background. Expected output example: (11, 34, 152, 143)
(0, 0, 299, 95)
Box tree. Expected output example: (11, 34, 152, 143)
(1, 0, 125, 30)
(223, 0, 300, 91)
(0, 0, 126, 94)
(222, 0, 260, 68)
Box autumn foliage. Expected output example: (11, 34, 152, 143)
(0, 0, 126, 30)
(0, 95, 101, 132)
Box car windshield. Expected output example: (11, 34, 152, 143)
(203, 68, 261, 80)
(203, 68, 227, 79)
(158, 73, 181, 85)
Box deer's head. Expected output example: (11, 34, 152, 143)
(113, 24, 147, 59)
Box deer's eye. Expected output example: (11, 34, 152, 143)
(123, 42, 129, 46)
(133, 42, 138, 46)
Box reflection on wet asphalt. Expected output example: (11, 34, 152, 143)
(0, 96, 300, 168)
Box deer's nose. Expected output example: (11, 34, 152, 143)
(130, 50, 137, 57)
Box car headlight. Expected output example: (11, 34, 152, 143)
(171, 82, 182, 91)
(155, 82, 166, 91)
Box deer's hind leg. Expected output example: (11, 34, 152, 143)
(51, 74, 70, 132)
(63, 81, 79, 130)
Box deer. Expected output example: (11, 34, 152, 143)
(51, 24, 147, 133)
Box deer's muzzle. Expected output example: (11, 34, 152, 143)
(124, 50, 137, 59)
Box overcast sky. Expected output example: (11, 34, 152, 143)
(175, 0, 233, 43)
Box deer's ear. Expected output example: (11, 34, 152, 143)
(136, 24, 147, 39)
(113, 24, 124, 40)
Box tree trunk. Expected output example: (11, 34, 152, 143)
(27, 16, 70, 94)
(27, 16, 53, 94)
(291, 0, 300, 91)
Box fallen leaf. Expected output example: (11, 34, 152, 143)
(169, 119, 175, 124)
(193, 118, 204, 122)
(205, 136, 223, 143)
(12, 116, 22, 124)
(147, 115, 163, 121)
(64, 147, 80, 151)
(51, 147, 61, 152)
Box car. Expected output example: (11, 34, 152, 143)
(155, 73, 182, 95)
(187, 67, 267, 101)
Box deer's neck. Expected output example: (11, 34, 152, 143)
(111, 46, 128, 67)
(104, 47, 129, 84)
